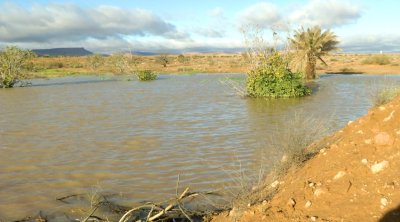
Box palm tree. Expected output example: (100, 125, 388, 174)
(290, 26, 339, 80)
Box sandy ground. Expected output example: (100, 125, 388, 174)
(212, 96, 400, 222)
(30, 53, 400, 77)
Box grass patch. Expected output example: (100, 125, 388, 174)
(361, 54, 391, 65)
(270, 114, 332, 178)
(372, 87, 400, 107)
(228, 113, 334, 211)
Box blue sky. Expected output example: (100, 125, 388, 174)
(0, 0, 399, 53)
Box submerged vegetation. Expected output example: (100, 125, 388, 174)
(135, 69, 157, 81)
(0, 46, 35, 88)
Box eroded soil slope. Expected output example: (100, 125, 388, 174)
(214, 96, 400, 222)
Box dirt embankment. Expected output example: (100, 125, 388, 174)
(213, 96, 400, 222)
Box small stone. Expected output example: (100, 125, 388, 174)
(308, 182, 316, 188)
(371, 161, 389, 174)
(319, 148, 326, 154)
(305, 200, 312, 208)
(262, 200, 268, 206)
(357, 130, 364, 134)
(364, 139, 372, 144)
(379, 106, 386, 111)
(347, 121, 353, 125)
(361, 159, 368, 164)
(381, 197, 388, 207)
(281, 154, 288, 162)
(374, 132, 394, 146)
(396, 130, 400, 135)
(333, 171, 346, 180)
(287, 198, 296, 208)
(311, 216, 318, 221)
(247, 203, 251, 207)
(270, 180, 279, 188)
(314, 188, 325, 197)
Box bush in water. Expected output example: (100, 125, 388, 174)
(246, 51, 311, 98)
(136, 70, 157, 81)
(0, 46, 35, 88)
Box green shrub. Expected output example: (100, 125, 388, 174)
(246, 52, 311, 98)
(362, 54, 391, 65)
(177, 54, 187, 63)
(135, 70, 157, 81)
(0, 46, 35, 88)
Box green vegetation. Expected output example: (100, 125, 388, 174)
(373, 87, 400, 106)
(0, 46, 35, 88)
(135, 70, 157, 81)
(362, 54, 391, 65)
(246, 51, 311, 98)
(177, 54, 188, 63)
(290, 26, 340, 79)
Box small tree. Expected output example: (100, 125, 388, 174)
(177, 54, 186, 63)
(0, 46, 35, 88)
(109, 53, 130, 73)
(290, 26, 339, 80)
(86, 54, 103, 71)
(156, 54, 170, 67)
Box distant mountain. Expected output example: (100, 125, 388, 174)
(32, 47, 93, 56)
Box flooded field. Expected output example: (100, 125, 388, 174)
(1, 74, 399, 220)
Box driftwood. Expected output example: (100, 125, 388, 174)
(118, 187, 220, 222)
(14, 176, 223, 222)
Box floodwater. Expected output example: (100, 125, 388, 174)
(0, 74, 399, 220)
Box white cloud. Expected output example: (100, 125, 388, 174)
(290, 0, 362, 28)
(0, 3, 185, 43)
(208, 7, 225, 18)
(238, 2, 286, 30)
(340, 34, 400, 52)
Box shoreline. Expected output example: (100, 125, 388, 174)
(212, 95, 400, 222)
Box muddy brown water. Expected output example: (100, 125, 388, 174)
(1, 74, 399, 220)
